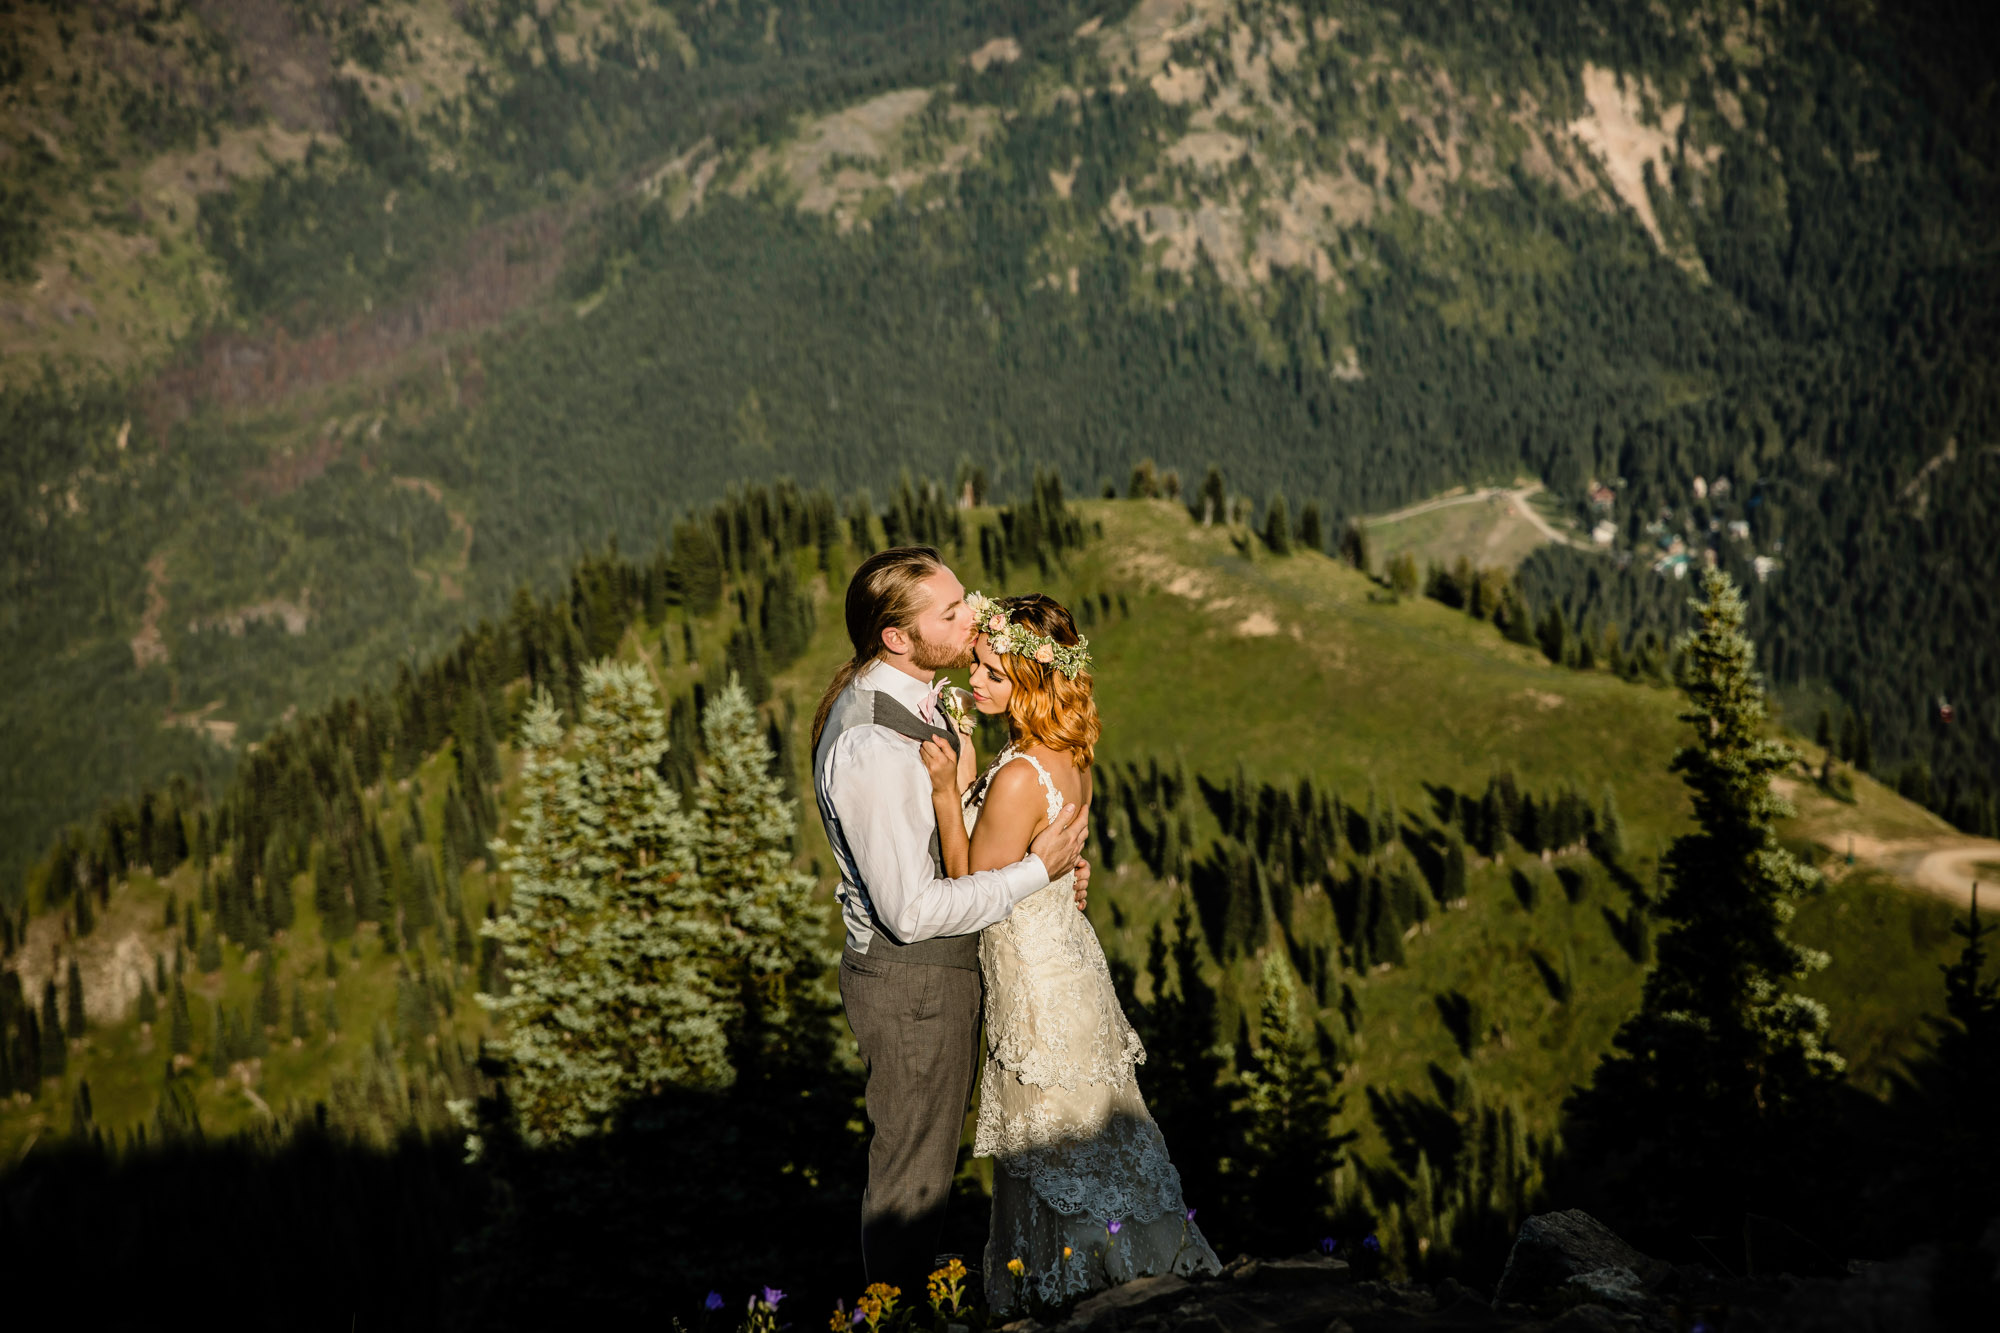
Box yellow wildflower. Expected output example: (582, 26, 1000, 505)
(1006, 1257, 1026, 1278)
(927, 1259, 968, 1315)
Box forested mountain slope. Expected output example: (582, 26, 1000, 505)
(3, 0, 1993, 903)
(0, 492, 1977, 1293)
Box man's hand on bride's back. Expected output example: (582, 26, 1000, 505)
(1071, 857, 1090, 913)
(1028, 801, 1090, 886)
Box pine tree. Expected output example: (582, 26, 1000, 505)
(168, 975, 193, 1055)
(696, 676, 825, 1036)
(1298, 502, 1324, 553)
(64, 958, 86, 1037)
(1443, 832, 1468, 904)
(323, 987, 341, 1038)
(210, 1004, 229, 1077)
(1130, 899, 1232, 1212)
(481, 665, 731, 1146)
(1261, 494, 1293, 554)
(1593, 783, 1627, 864)
(196, 920, 222, 973)
(290, 984, 311, 1042)
(1338, 520, 1370, 572)
(40, 979, 66, 1077)
(156, 1062, 201, 1141)
(137, 977, 158, 1026)
(1563, 570, 1842, 1235)
(1231, 954, 1353, 1247)
(257, 954, 282, 1031)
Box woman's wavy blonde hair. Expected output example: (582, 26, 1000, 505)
(990, 593, 1100, 769)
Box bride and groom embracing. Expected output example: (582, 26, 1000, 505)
(811, 546, 1221, 1310)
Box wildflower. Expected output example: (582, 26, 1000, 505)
(1106, 1217, 1123, 1235)
(1320, 1236, 1338, 1255)
(1006, 1257, 1026, 1278)
(1361, 1234, 1381, 1254)
(1186, 1208, 1197, 1221)
(1062, 1246, 1073, 1260)
(856, 1295, 885, 1332)
(761, 1287, 786, 1308)
(862, 1282, 900, 1318)
(828, 1303, 848, 1332)
(927, 1259, 968, 1315)
(705, 1292, 725, 1311)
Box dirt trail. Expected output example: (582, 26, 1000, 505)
(1839, 834, 2000, 912)
(1366, 482, 1595, 551)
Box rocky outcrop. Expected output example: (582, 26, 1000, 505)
(998, 1209, 1996, 1333)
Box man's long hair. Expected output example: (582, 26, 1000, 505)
(811, 545, 947, 753)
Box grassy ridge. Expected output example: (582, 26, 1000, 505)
(2, 500, 1975, 1183)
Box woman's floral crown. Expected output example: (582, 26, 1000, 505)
(965, 591, 1093, 679)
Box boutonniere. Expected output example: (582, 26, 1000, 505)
(938, 683, 977, 736)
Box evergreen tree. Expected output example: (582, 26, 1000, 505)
(168, 976, 193, 1055)
(137, 977, 157, 1026)
(40, 979, 66, 1077)
(1562, 570, 1843, 1239)
(210, 1004, 229, 1077)
(1231, 954, 1353, 1247)
(1443, 832, 1468, 904)
(695, 676, 825, 1037)
(68, 1077, 92, 1140)
(1197, 466, 1226, 525)
(257, 954, 282, 1031)
(290, 983, 311, 1042)
(481, 665, 731, 1146)
(196, 920, 222, 973)
(1126, 899, 1231, 1207)
(64, 958, 86, 1038)
(1593, 782, 1627, 864)
(323, 987, 341, 1038)
(1297, 502, 1324, 553)
(155, 1062, 201, 1141)
(1338, 520, 1370, 572)
(1261, 494, 1292, 554)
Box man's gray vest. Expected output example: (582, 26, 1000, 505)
(814, 679, 981, 969)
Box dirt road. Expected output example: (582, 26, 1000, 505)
(1366, 482, 1596, 551)
(1841, 834, 2000, 913)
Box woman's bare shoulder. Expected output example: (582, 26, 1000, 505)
(983, 757, 1044, 806)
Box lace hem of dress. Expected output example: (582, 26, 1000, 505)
(982, 1175, 1223, 1310)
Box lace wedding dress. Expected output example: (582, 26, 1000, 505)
(967, 744, 1222, 1309)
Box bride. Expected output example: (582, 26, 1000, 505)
(918, 591, 1221, 1309)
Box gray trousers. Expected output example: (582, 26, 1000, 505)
(838, 945, 983, 1292)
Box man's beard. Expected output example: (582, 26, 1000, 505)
(909, 624, 974, 671)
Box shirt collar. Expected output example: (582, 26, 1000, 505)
(857, 656, 935, 714)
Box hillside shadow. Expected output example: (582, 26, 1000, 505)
(1365, 1067, 1465, 1177)
(0, 1061, 868, 1329)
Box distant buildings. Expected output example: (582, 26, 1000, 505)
(1592, 519, 1617, 546)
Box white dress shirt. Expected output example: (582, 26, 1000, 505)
(821, 658, 1050, 953)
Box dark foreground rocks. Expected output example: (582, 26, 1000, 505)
(999, 1209, 1997, 1333)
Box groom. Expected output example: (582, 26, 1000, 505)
(812, 545, 1092, 1294)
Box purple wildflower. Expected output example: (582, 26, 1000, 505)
(1320, 1236, 1339, 1255)
(1106, 1218, 1123, 1235)
(1185, 1208, 1197, 1222)
(850, 1309, 866, 1326)
(705, 1291, 725, 1311)
(762, 1288, 786, 1309)
(1361, 1234, 1381, 1254)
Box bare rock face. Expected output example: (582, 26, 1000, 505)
(1493, 1210, 1672, 1308)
